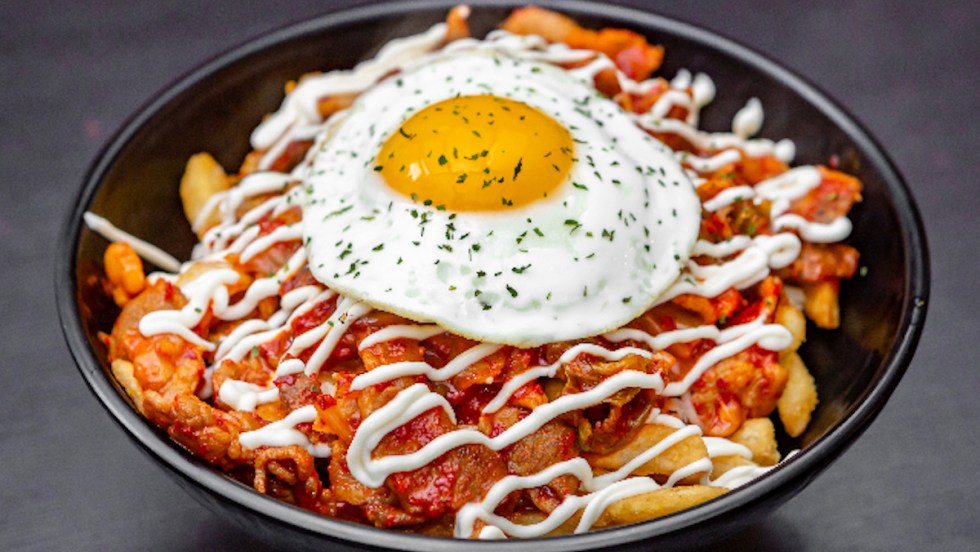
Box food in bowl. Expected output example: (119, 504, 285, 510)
(84, 5, 862, 539)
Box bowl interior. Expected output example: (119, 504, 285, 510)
(63, 1, 927, 550)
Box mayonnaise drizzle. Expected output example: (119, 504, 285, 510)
(678, 148, 742, 173)
(238, 405, 330, 457)
(702, 185, 755, 212)
(356, 324, 444, 351)
(348, 369, 666, 488)
(218, 379, 279, 412)
(482, 344, 654, 414)
(83, 212, 182, 272)
(301, 299, 373, 377)
(139, 268, 240, 350)
(350, 343, 502, 390)
(697, 165, 853, 244)
(732, 98, 763, 138)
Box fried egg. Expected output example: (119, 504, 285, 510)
(301, 48, 700, 346)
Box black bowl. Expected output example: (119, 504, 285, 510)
(56, 1, 929, 550)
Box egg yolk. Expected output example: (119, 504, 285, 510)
(376, 95, 574, 211)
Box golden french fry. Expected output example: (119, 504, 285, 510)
(175, 260, 238, 288)
(729, 418, 780, 466)
(444, 4, 472, 41)
(500, 6, 579, 43)
(711, 454, 756, 478)
(775, 302, 806, 352)
(317, 93, 357, 119)
(239, 150, 263, 175)
(586, 424, 709, 484)
(802, 281, 840, 329)
(179, 152, 230, 231)
(111, 359, 145, 414)
(595, 486, 727, 527)
(777, 351, 818, 437)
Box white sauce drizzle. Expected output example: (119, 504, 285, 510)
(238, 405, 330, 457)
(703, 437, 753, 459)
(702, 185, 755, 212)
(732, 98, 763, 138)
(773, 214, 853, 243)
(350, 343, 502, 390)
(138, 268, 240, 350)
(218, 379, 280, 412)
(348, 369, 666, 488)
(302, 299, 373, 376)
(482, 344, 654, 414)
(678, 149, 742, 173)
(238, 223, 303, 263)
(700, 166, 854, 244)
(357, 324, 444, 351)
(83, 212, 182, 272)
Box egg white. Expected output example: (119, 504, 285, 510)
(301, 48, 700, 346)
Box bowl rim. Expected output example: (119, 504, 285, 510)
(56, 0, 930, 550)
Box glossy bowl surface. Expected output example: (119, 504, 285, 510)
(57, 1, 929, 550)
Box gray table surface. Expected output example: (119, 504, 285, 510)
(2, 1, 977, 550)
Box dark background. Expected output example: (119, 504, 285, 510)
(2, 1, 977, 550)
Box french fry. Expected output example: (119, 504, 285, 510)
(586, 424, 710, 484)
(239, 150, 262, 175)
(802, 280, 840, 329)
(595, 486, 727, 528)
(179, 152, 230, 232)
(500, 6, 579, 43)
(444, 4, 471, 42)
(711, 454, 756, 478)
(777, 351, 818, 437)
(111, 359, 145, 414)
(728, 418, 780, 466)
(775, 302, 806, 352)
(316, 93, 357, 119)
